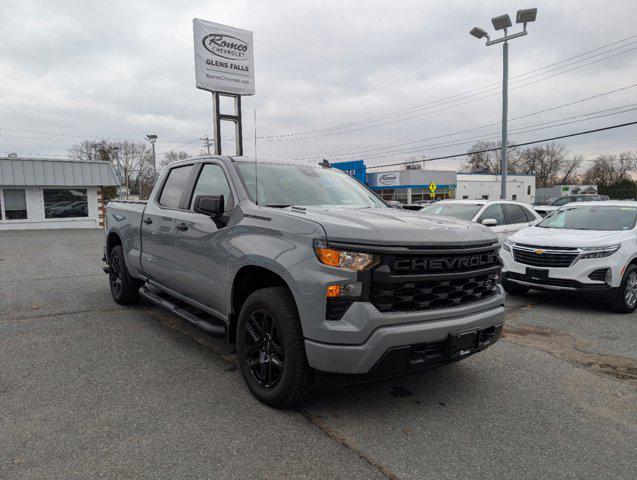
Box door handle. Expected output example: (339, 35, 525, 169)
(143, 217, 153, 225)
(176, 223, 189, 231)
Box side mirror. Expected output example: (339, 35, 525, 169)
(481, 218, 498, 227)
(194, 195, 224, 217)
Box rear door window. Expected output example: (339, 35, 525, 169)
(503, 204, 530, 224)
(159, 165, 193, 208)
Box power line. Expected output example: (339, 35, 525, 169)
(253, 36, 637, 140)
(286, 83, 637, 161)
(261, 45, 637, 142)
(366, 121, 637, 170)
(352, 107, 636, 163)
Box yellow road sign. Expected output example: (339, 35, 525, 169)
(429, 182, 437, 194)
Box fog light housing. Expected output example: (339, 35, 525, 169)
(605, 269, 612, 286)
(326, 282, 362, 298)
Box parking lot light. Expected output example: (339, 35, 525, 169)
(491, 14, 512, 31)
(516, 8, 537, 25)
(470, 27, 489, 40)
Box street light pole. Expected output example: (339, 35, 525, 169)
(145, 134, 158, 179)
(501, 40, 508, 200)
(470, 8, 537, 200)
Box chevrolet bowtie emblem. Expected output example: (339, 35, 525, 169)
(534, 249, 545, 255)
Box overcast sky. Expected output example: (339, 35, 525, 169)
(1, 0, 635, 171)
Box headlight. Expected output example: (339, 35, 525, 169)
(580, 244, 621, 259)
(503, 239, 515, 253)
(314, 240, 380, 271)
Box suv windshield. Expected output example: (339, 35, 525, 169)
(539, 205, 637, 231)
(421, 203, 482, 221)
(235, 162, 386, 209)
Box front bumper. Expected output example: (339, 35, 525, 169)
(305, 299, 505, 376)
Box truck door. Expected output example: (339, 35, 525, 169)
(140, 164, 194, 286)
(170, 162, 235, 316)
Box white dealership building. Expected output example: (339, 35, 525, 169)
(0, 156, 119, 230)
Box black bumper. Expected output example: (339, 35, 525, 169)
(503, 272, 613, 294)
(315, 323, 503, 389)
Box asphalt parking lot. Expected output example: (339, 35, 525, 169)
(1, 229, 635, 480)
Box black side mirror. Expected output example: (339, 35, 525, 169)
(194, 195, 224, 217)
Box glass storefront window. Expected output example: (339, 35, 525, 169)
(44, 189, 89, 218)
(2, 189, 28, 220)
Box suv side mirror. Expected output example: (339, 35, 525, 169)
(481, 218, 497, 227)
(194, 195, 224, 217)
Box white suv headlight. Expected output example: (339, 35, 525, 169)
(503, 239, 515, 253)
(580, 244, 621, 259)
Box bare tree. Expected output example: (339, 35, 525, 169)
(68, 140, 153, 198)
(463, 141, 522, 174)
(582, 151, 637, 186)
(160, 149, 192, 170)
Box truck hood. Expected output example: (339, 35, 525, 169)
(509, 226, 629, 247)
(276, 207, 497, 246)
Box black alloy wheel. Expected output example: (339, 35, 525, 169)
(109, 253, 123, 296)
(243, 309, 285, 389)
(108, 245, 141, 305)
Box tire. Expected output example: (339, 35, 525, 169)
(502, 280, 530, 296)
(109, 245, 141, 305)
(612, 265, 637, 314)
(236, 286, 314, 408)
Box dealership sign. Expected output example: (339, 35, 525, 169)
(378, 172, 401, 186)
(193, 19, 255, 95)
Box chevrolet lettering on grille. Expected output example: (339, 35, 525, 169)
(392, 252, 498, 272)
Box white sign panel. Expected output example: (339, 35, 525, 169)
(193, 19, 255, 95)
(377, 172, 401, 187)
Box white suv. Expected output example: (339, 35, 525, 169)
(501, 201, 637, 313)
(421, 200, 542, 243)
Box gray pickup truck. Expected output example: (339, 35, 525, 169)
(104, 156, 505, 407)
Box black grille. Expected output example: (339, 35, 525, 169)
(326, 298, 353, 320)
(588, 268, 608, 282)
(370, 272, 499, 312)
(512, 248, 577, 268)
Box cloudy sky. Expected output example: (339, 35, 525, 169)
(1, 0, 635, 171)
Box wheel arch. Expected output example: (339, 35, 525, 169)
(228, 264, 299, 343)
(106, 231, 122, 260)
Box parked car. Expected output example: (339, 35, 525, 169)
(501, 201, 637, 313)
(420, 199, 542, 243)
(533, 194, 609, 217)
(104, 157, 505, 407)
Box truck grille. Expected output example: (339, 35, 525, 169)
(370, 272, 499, 312)
(368, 243, 501, 313)
(512, 245, 578, 268)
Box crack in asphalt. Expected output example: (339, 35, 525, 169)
(295, 409, 400, 480)
(503, 305, 637, 384)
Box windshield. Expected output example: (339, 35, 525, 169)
(538, 205, 637, 231)
(235, 162, 386, 209)
(421, 203, 482, 221)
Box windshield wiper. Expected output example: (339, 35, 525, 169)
(264, 204, 292, 208)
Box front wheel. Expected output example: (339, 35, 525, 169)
(612, 265, 637, 314)
(236, 287, 314, 408)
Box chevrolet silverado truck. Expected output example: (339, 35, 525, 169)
(104, 157, 505, 407)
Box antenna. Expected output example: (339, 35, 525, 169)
(254, 109, 259, 205)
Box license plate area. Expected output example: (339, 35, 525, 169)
(526, 267, 548, 281)
(446, 329, 479, 358)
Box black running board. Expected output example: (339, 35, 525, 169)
(139, 286, 226, 337)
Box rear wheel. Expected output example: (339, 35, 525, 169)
(109, 245, 141, 305)
(236, 287, 314, 408)
(502, 280, 530, 296)
(612, 265, 637, 314)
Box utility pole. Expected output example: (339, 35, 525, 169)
(200, 135, 213, 155)
(470, 8, 537, 200)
